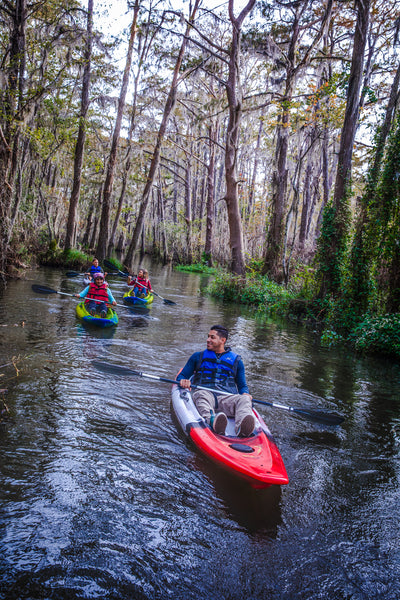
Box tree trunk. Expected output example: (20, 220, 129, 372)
(223, 0, 256, 276)
(247, 114, 264, 218)
(333, 1, 370, 210)
(108, 15, 150, 254)
(317, 0, 370, 298)
(96, 0, 140, 260)
(0, 0, 27, 277)
(157, 182, 168, 262)
(123, 0, 201, 270)
(204, 122, 218, 264)
(262, 8, 299, 282)
(64, 0, 94, 251)
(184, 160, 193, 264)
(299, 162, 312, 252)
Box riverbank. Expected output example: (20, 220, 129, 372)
(206, 271, 400, 360)
(19, 248, 400, 361)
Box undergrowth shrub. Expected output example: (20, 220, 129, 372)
(349, 314, 400, 358)
(175, 263, 217, 274)
(207, 272, 292, 315)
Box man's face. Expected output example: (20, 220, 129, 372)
(207, 330, 226, 353)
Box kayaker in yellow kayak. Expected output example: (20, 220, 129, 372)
(74, 272, 117, 317)
(177, 325, 255, 437)
(127, 267, 152, 298)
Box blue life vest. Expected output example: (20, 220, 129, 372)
(89, 265, 103, 275)
(192, 349, 240, 394)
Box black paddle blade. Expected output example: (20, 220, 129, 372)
(92, 361, 140, 377)
(65, 271, 81, 278)
(292, 407, 345, 425)
(103, 258, 114, 269)
(32, 284, 57, 294)
(104, 259, 129, 277)
(163, 298, 176, 305)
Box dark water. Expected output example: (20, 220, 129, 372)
(0, 265, 399, 600)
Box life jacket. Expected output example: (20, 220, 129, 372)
(85, 281, 109, 305)
(192, 349, 240, 394)
(132, 276, 150, 295)
(89, 265, 102, 275)
(136, 276, 148, 289)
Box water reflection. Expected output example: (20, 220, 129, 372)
(76, 323, 117, 339)
(189, 453, 283, 537)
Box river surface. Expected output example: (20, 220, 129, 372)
(0, 264, 399, 600)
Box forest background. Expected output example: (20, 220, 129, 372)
(1, 0, 400, 357)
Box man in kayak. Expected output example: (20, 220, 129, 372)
(177, 325, 255, 437)
(74, 272, 117, 317)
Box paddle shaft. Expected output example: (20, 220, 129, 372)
(66, 271, 120, 278)
(129, 280, 175, 304)
(32, 285, 127, 310)
(92, 361, 344, 425)
(104, 259, 175, 304)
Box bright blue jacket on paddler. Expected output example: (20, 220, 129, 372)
(89, 265, 103, 276)
(176, 348, 249, 394)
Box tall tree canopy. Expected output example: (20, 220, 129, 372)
(0, 0, 399, 317)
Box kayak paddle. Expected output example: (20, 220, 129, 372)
(103, 259, 129, 278)
(146, 288, 176, 306)
(32, 284, 130, 311)
(104, 259, 176, 305)
(92, 361, 345, 426)
(133, 281, 176, 305)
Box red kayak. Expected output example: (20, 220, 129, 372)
(171, 383, 289, 489)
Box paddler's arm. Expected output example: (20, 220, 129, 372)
(74, 285, 90, 299)
(176, 352, 201, 390)
(107, 288, 117, 306)
(236, 360, 252, 400)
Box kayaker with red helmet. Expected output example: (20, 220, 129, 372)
(176, 325, 255, 437)
(74, 272, 117, 318)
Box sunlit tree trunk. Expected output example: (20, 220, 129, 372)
(247, 114, 264, 218)
(262, 5, 300, 282)
(184, 159, 193, 263)
(108, 4, 162, 254)
(223, 0, 256, 276)
(204, 122, 218, 265)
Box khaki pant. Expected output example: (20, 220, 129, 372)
(193, 389, 252, 433)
